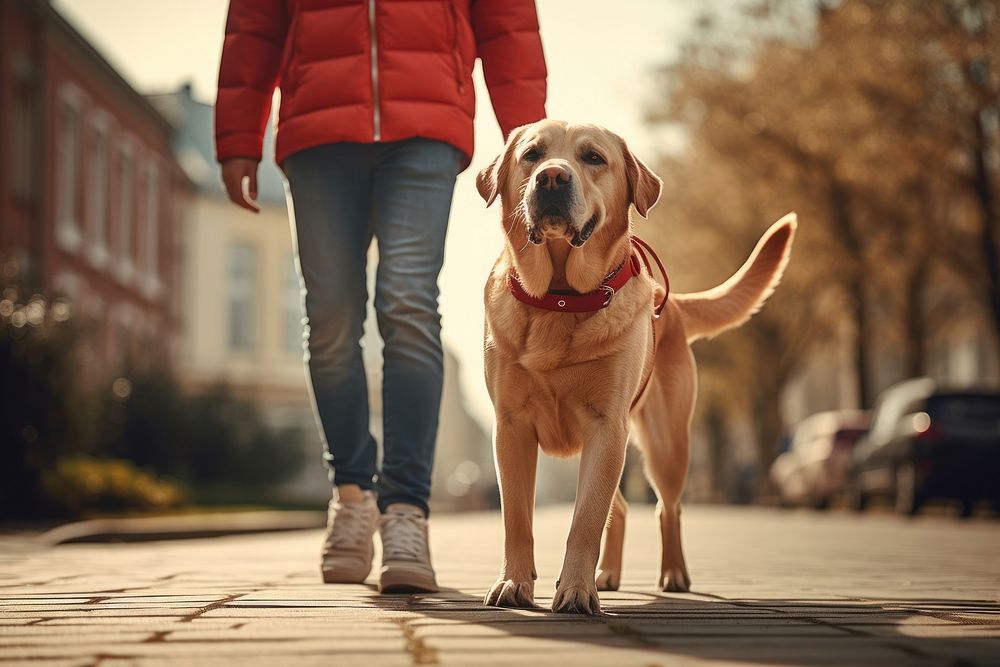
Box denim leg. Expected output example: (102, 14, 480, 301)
(283, 144, 378, 490)
(372, 139, 461, 515)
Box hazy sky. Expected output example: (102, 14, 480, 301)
(55, 0, 704, 425)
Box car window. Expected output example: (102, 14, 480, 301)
(869, 381, 932, 443)
(927, 394, 1000, 424)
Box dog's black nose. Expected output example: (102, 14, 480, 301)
(536, 166, 572, 191)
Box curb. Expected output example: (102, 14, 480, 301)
(38, 511, 327, 545)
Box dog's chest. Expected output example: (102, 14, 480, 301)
(487, 335, 647, 458)
(511, 373, 596, 457)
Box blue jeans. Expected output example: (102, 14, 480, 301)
(282, 138, 461, 515)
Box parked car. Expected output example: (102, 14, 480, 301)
(847, 378, 1000, 517)
(771, 410, 870, 509)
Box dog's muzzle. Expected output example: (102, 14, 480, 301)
(526, 165, 595, 246)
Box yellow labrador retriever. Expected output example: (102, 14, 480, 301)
(477, 119, 795, 614)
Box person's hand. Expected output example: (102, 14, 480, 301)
(220, 158, 261, 213)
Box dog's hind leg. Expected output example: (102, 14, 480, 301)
(634, 334, 696, 593)
(639, 421, 692, 592)
(596, 487, 628, 591)
(654, 491, 691, 592)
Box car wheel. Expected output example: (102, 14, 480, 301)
(894, 462, 922, 516)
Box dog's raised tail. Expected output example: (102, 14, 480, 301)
(673, 213, 797, 342)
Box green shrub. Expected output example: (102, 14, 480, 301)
(41, 456, 185, 515)
(0, 289, 89, 518)
(105, 373, 305, 495)
(1, 282, 306, 518)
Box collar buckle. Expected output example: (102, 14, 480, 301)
(600, 284, 616, 307)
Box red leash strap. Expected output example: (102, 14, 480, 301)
(629, 235, 669, 411)
(631, 235, 669, 317)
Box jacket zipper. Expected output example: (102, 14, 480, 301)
(368, 0, 381, 141)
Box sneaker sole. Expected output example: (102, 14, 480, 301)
(321, 568, 371, 584)
(379, 570, 438, 594)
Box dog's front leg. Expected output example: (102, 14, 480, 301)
(485, 420, 539, 608)
(552, 422, 628, 615)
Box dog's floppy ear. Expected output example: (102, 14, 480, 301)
(621, 139, 663, 218)
(477, 125, 528, 207)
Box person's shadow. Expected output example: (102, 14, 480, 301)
(367, 586, 1000, 667)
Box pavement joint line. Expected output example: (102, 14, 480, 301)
(178, 593, 246, 623)
(708, 593, 951, 663)
(391, 616, 439, 665)
(88, 652, 139, 667)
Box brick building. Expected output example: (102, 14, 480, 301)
(0, 0, 191, 375)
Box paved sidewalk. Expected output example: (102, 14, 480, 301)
(1, 505, 999, 666)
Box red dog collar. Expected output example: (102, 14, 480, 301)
(508, 236, 669, 315)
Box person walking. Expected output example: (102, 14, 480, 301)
(215, 0, 546, 592)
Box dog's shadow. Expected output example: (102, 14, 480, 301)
(368, 587, 1000, 666)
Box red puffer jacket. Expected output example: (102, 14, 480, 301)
(215, 0, 547, 169)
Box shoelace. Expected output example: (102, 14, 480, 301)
(380, 510, 426, 561)
(325, 501, 372, 549)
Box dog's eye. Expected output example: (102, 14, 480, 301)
(523, 148, 542, 162)
(583, 150, 606, 165)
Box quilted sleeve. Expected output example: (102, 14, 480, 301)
(214, 0, 290, 162)
(470, 0, 547, 138)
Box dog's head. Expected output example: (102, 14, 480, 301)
(477, 120, 662, 249)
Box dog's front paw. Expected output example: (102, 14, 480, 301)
(659, 567, 691, 593)
(552, 579, 602, 615)
(484, 578, 536, 608)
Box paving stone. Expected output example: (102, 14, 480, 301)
(0, 630, 153, 645)
(0, 505, 996, 665)
(98, 657, 413, 667)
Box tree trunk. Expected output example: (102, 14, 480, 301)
(745, 321, 792, 500)
(827, 181, 873, 408)
(704, 400, 729, 502)
(972, 112, 1000, 352)
(847, 276, 873, 408)
(750, 386, 784, 501)
(902, 257, 929, 379)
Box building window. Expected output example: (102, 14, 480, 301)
(283, 256, 304, 356)
(228, 242, 257, 351)
(142, 160, 161, 297)
(55, 86, 84, 252)
(11, 53, 37, 202)
(115, 142, 135, 283)
(86, 114, 111, 269)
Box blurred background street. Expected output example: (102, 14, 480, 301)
(2, 505, 999, 666)
(2, 1, 1000, 664)
(4, 0, 1000, 521)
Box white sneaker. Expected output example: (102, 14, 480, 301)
(320, 490, 378, 584)
(378, 504, 439, 593)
